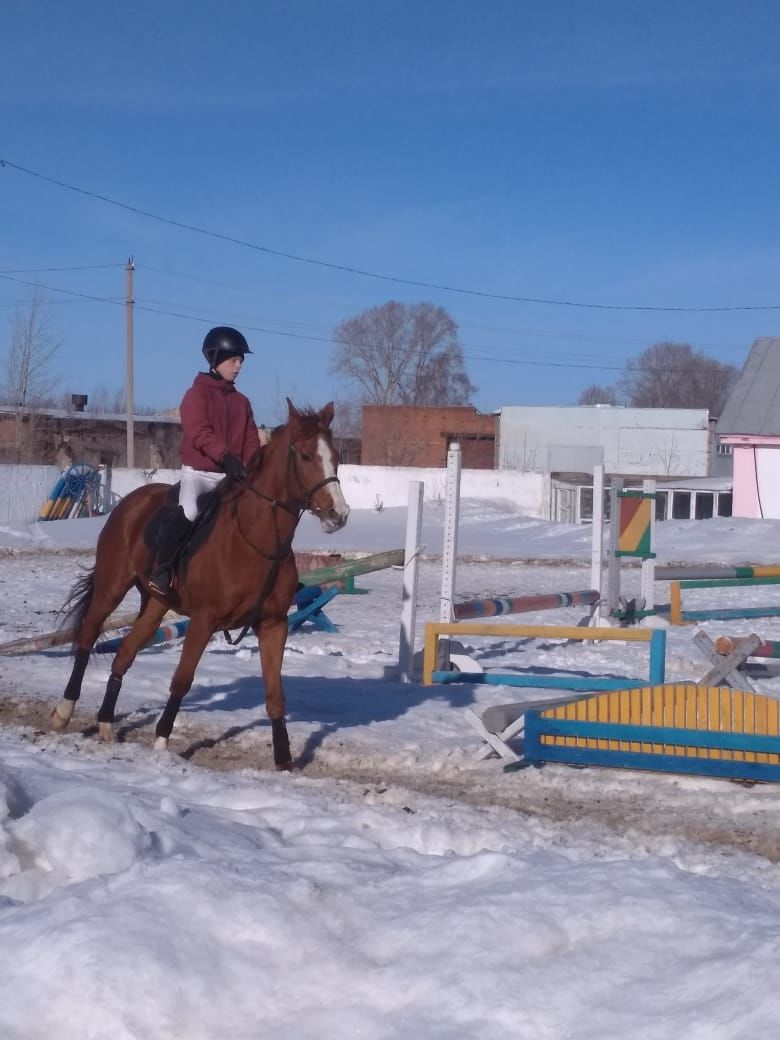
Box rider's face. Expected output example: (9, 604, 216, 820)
(215, 355, 243, 382)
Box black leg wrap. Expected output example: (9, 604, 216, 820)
(272, 718, 292, 768)
(64, 647, 90, 701)
(97, 674, 123, 724)
(156, 696, 181, 740)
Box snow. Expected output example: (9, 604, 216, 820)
(1, 501, 780, 1038)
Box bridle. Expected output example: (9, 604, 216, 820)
(288, 444, 342, 519)
(222, 435, 342, 645)
(235, 443, 340, 520)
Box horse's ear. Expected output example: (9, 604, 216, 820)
(320, 401, 335, 428)
(286, 398, 301, 422)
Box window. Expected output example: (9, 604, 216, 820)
(695, 493, 714, 519)
(655, 491, 668, 521)
(716, 442, 733, 456)
(671, 492, 691, 519)
(579, 487, 594, 522)
(717, 493, 733, 517)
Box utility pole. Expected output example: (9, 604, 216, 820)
(125, 256, 135, 467)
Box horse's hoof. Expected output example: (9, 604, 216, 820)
(153, 736, 169, 752)
(50, 703, 73, 732)
(275, 761, 295, 772)
(98, 722, 116, 743)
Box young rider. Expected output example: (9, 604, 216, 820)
(149, 326, 261, 595)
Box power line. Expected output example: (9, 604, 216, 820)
(0, 297, 124, 307)
(0, 272, 745, 375)
(0, 272, 125, 307)
(136, 263, 747, 359)
(0, 263, 123, 274)
(3, 156, 779, 314)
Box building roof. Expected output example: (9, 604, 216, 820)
(0, 404, 180, 424)
(717, 337, 780, 436)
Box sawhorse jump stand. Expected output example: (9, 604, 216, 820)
(693, 630, 763, 692)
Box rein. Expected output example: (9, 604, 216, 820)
(222, 442, 341, 645)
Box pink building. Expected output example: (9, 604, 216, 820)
(717, 338, 780, 518)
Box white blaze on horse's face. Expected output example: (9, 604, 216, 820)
(316, 434, 350, 533)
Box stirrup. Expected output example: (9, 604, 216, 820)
(148, 570, 173, 596)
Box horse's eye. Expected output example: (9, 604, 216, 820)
(300, 452, 312, 462)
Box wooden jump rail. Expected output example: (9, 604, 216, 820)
(0, 610, 169, 657)
(515, 682, 780, 782)
(297, 548, 404, 594)
(668, 575, 780, 625)
(0, 550, 404, 658)
(423, 622, 666, 690)
(714, 635, 780, 659)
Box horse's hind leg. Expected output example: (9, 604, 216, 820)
(154, 615, 215, 750)
(257, 616, 293, 770)
(52, 568, 137, 732)
(95, 597, 169, 742)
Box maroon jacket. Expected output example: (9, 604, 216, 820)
(179, 372, 260, 472)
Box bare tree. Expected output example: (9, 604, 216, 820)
(331, 301, 476, 406)
(331, 397, 362, 438)
(2, 288, 62, 460)
(87, 385, 127, 414)
(617, 342, 738, 415)
(578, 384, 618, 405)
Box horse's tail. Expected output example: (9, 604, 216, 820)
(58, 568, 96, 634)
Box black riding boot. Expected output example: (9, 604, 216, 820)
(149, 505, 193, 596)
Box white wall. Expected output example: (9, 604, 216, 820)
(0, 464, 61, 525)
(499, 405, 711, 477)
(103, 467, 181, 509)
(1, 464, 553, 524)
(338, 465, 551, 515)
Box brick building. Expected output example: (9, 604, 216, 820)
(361, 405, 497, 467)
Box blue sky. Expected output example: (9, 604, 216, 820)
(2, 0, 779, 423)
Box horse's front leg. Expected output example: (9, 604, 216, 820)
(257, 615, 293, 770)
(154, 614, 215, 750)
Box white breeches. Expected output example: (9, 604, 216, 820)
(179, 465, 224, 521)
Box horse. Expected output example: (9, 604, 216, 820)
(51, 399, 350, 770)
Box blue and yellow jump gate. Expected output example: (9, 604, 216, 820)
(520, 683, 780, 781)
(423, 622, 666, 690)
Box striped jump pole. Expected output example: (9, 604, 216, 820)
(453, 589, 599, 621)
(96, 617, 190, 654)
(657, 565, 780, 581)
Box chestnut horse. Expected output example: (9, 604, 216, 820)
(51, 400, 349, 769)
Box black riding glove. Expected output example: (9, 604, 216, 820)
(220, 453, 246, 479)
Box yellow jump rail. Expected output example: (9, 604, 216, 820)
(423, 622, 665, 690)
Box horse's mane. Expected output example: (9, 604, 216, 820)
(244, 407, 325, 480)
(272, 407, 323, 437)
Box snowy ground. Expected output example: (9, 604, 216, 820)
(1, 504, 780, 1038)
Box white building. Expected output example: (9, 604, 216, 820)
(498, 405, 711, 478)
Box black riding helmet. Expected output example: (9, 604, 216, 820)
(202, 326, 252, 369)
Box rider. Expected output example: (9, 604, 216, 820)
(149, 326, 261, 595)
